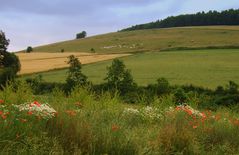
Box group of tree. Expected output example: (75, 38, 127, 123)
(65, 56, 136, 95)
(0, 31, 21, 86)
(121, 9, 239, 31)
(76, 31, 87, 39)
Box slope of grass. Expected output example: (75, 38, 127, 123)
(21, 49, 239, 89)
(26, 26, 239, 54)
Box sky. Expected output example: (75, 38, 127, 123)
(1, 0, 239, 52)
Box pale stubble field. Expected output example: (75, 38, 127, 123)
(16, 52, 131, 74)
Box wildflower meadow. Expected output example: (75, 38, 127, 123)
(0, 82, 239, 154)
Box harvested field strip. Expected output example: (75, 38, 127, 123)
(16, 52, 131, 75)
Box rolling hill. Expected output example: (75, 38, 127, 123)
(25, 26, 239, 54)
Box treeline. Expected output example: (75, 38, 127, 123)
(121, 9, 239, 31)
(24, 57, 239, 110)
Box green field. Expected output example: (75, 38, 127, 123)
(22, 26, 239, 54)
(22, 49, 239, 89)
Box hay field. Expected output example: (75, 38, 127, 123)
(16, 52, 130, 74)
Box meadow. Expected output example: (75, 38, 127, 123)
(22, 49, 239, 89)
(0, 82, 238, 154)
(22, 26, 239, 54)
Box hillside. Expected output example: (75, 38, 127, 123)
(25, 26, 239, 54)
(121, 9, 239, 31)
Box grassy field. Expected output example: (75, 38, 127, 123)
(20, 26, 239, 54)
(21, 49, 239, 89)
(16, 52, 130, 74)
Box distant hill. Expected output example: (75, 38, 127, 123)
(121, 9, 239, 31)
(24, 26, 239, 54)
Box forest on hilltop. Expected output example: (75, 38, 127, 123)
(121, 9, 239, 31)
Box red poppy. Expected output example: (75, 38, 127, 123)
(0, 100, 4, 104)
(193, 125, 198, 129)
(27, 111, 33, 115)
(65, 110, 77, 116)
(184, 109, 193, 115)
(1, 114, 7, 120)
(111, 124, 120, 131)
(33, 101, 41, 107)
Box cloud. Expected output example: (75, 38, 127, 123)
(0, 0, 238, 51)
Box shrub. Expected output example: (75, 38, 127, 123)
(26, 46, 33, 53)
(173, 87, 188, 104)
(156, 77, 170, 95)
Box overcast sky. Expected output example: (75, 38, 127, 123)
(1, 0, 239, 51)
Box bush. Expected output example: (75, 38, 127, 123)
(76, 31, 87, 39)
(156, 78, 170, 95)
(26, 46, 33, 53)
(173, 88, 188, 104)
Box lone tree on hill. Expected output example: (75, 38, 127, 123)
(105, 59, 136, 94)
(76, 31, 87, 39)
(66, 55, 88, 90)
(26, 46, 33, 53)
(0, 30, 21, 85)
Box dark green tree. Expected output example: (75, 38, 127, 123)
(76, 31, 87, 39)
(66, 55, 87, 90)
(0, 31, 21, 86)
(26, 46, 33, 53)
(121, 9, 239, 31)
(104, 59, 136, 94)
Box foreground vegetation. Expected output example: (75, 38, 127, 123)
(22, 26, 239, 53)
(22, 49, 239, 89)
(0, 82, 239, 154)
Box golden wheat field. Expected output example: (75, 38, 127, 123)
(16, 52, 131, 74)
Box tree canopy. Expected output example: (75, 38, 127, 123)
(66, 55, 88, 90)
(76, 31, 87, 39)
(0, 30, 21, 85)
(121, 9, 239, 31)
(104, 59, 136, 94)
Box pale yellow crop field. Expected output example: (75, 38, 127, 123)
(16, 52, 131, 74)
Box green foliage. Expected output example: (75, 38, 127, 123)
(105, 59, 136, 94)
(0, 31, 21, 86)
(26, 46, 33, 53)
(174, 88, 188, 104)
(90, 48, 95, 53)
(122, 9, 239, 31)
(226, 80, 238, 94)
(156, 78, 170, 95)
(1, 82, 239, 154)
(76, 31, 87, 39)
(66, 55, 88, 91)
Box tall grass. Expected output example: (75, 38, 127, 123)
(0, 82, 238, 154)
